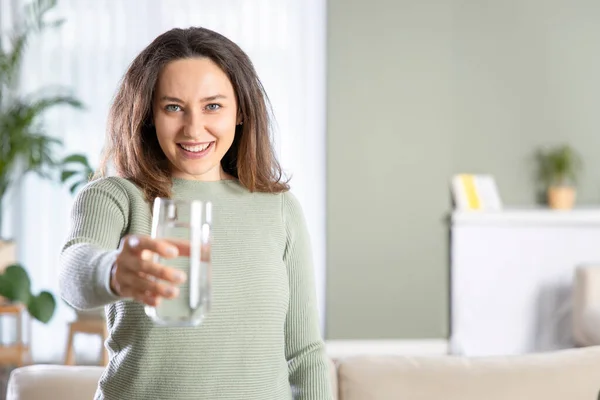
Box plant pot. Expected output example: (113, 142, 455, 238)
(547, 186, 576, 210)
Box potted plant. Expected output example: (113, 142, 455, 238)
(0, 0, 93, 323)
(0, 264, 55, 323)
(535, 144, 583, 210)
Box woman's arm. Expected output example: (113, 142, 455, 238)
(58, 177, 129, 310)
(282, 192, 334, 400)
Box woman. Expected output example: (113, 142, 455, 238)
(59, 27, 332, 400)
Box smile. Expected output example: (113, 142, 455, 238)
(177, 141, 215, 159)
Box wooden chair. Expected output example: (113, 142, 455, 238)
(0, 242, 30, 367)
(0, 302, 30, 367)
(64, 310, 108, 366)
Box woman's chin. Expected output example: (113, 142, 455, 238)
(172, 162, 222, 181)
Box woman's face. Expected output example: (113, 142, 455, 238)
(153, 57, 238, 181)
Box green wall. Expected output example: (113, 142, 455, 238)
(326, 0, 600, 339)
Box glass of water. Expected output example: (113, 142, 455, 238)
(144, 197, 212, 327)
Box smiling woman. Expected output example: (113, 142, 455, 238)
(58, 26, 332, 400)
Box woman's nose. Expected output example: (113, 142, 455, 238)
(183, 111, 205, 138)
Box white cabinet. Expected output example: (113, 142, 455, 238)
(450, 209, 600, 356)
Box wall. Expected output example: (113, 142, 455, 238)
(326, 0, 600, 340)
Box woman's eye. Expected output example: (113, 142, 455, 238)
(165, 104, 182, 112)
(206, 103, 221, 111)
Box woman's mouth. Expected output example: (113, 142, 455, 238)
(177, 141, 215, 159)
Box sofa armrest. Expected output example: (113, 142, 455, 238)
(7, 365, 104, 400)
(573, 265, 600, 346)
(7, 363, 336, 400)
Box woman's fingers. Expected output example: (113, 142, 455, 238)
(137, 258, 187, 284)
(164, 238, 191, 257)
(132, 290, 160, 307)
(112, 235, 190, 305)
(119, 268, 180, 299)
(124, 235, 179, 259)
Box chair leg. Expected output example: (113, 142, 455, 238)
(100, 325, 109, 366)
(16, 311, 24, 367)
(65, 324, 76, 365)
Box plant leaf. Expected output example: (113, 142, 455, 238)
(27, 95, 84, 115)
(534, 144, 583, 187)
(27, 291, 56, 324)
(60, 170, 77, 182)
(0, 94, 82, 189)
(62, 154, 89, 166)
(69, 180, 82, 194)
(45, 19, 65, 29)
(0, 264, 31, 303)
(0, 32, 28, 89)
(0, 0, 86, 204)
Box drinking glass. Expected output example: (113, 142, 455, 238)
(144, 197, 212, 327)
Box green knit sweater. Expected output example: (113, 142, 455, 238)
(59, 177, 332, 400)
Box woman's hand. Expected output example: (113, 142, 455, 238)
(110, 235, 188, 306)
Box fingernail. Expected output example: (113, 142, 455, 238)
(166, 246, 178, 257)
(165, 287, 179, 297)
(175, 271, 187, 282)
(128, 236, 139, 248)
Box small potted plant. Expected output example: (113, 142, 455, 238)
(535, 144, 583, 210)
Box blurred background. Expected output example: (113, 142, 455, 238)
(2, 0, 600, 393)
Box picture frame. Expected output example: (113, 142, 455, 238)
(451, 174, 502, 211)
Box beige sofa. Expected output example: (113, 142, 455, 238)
(573, 264, 600, 346)
(8, 345, 600, 400)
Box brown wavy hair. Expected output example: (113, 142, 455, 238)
(95, 27, 289, 202)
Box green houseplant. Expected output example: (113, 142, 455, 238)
(0, 264, 55, 323)
(0, 0, 94, 323)
(534, 144, 583, 209)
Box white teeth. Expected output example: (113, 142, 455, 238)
(180, 143, 210, 152)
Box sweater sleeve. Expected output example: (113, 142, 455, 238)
(58, 177, 129, 310)
(282, 192, 333, 400)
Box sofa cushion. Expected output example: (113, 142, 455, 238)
(328, 357, 338, 400)
(7, 361, 338, 400)
(581, 308, 600, 345)
(7, 364, 104, 400)
(336, 346, 600, 400)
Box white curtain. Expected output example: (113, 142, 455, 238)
(3, 0, 326, 363)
